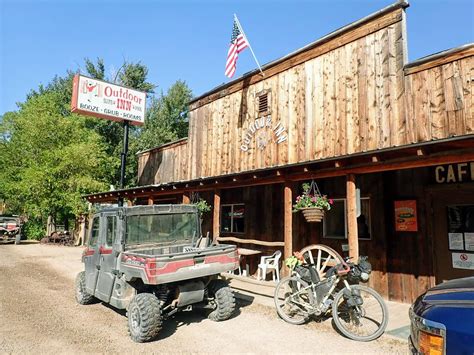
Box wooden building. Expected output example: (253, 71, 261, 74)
(87, 1, 474, 303)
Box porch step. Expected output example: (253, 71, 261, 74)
(220, 274, 276, 308)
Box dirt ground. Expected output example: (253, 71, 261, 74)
(0, 243, 407, 354)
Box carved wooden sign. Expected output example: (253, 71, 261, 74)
(240, 114, 288, 152)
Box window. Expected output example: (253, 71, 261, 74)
(221, 204, 245, 234)
(106, 216, 116, 246)
(323, 198, 371, 240)
(126, 213, 198, 245)
(89, 217, 100, 246)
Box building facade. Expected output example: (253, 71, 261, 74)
(87, 1, 474, 303)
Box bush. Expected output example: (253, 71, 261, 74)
(23, 220, 45, 240)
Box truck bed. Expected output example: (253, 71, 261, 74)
(120, 243, 239, 285)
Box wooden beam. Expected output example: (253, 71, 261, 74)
(288, 149, 474, 181)
(213, 190, 221, 243)
(283, 182, 293, 276)
(216, 236, 285, 247)
(404, 46, 474, 75)
(346, 174, 358, 260)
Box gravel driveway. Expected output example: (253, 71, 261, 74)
(0, 243, 407, 354)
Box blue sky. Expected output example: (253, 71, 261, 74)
(1, 0, 473, 114)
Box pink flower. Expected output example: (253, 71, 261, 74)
(329, 199, 334, 205)
(311, 197, 317, 203)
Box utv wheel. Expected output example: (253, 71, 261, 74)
(207, 279, 235, 321)
(75, 271, 95, 305)
(127, 293, 162, 343)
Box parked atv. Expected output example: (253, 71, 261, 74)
(0, 215, 22, 244)
(75, 204, 239, 342)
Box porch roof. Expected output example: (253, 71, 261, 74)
(85, 135, 474, 203)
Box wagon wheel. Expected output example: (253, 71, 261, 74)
(298, 244, 344, 279)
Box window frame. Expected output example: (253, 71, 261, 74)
(323, 197, 372, 241)
(105, 215, 117, 247)
(220, 203, 245, 234)
(89, 216, 101, 247)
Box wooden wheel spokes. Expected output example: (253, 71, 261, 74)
(298, 244, 344, 279)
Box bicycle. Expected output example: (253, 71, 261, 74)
(274, 245, 388, 342)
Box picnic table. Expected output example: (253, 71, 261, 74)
(237, 248, 262, 276)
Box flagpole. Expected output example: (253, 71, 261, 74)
(234, 14, 264, 76)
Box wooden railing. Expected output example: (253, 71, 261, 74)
(215, 235, 284, 247)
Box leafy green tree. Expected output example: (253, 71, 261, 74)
(0, 91, 110, 229)
(136, 80, 192, 152)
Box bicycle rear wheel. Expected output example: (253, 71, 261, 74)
(332, 284, 388, 341)
(274, 276, 313, 325)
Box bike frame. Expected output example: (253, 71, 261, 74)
(289, 271, 356, 315)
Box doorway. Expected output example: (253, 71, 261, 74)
(431, 186, 474, 283)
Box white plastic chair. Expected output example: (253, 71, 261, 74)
(257, 250, 282, 282)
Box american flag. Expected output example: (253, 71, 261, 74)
(225, 19, 249, 78)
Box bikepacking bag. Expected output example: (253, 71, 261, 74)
(343, 288, 363, 307)
(295, 264, 321, 284)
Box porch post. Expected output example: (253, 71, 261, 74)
(213, 190, 221, 243)
(346, 174, 359, 260)
(147, 196, 154, 205)
(182, 192, 191, 204)
(284, 182, 293, 274)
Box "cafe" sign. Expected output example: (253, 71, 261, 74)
(434, 162, 474, 184)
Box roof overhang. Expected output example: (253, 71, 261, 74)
(85, 135, 474, 203)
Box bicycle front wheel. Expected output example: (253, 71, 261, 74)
(274, 276, 313, 325)
(332, 284, 388, 341)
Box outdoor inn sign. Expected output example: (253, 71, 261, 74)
(71, 74, 146, 125)
(240, 114, 288, 152)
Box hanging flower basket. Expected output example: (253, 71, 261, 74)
(293, 182, 333, 223)
(300, 207, 325, 222)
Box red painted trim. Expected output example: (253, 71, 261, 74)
(145, 259, 195, 278)
(99, 246, 113, 255)
(83, 248, 95, 257)
(204, 254, 239, 264)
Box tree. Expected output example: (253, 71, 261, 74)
(0, 91, 110, 225)
(136, 80, 192, 152)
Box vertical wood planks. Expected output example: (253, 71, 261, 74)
(304, 61, 314, 160)
(357, 36, 369, 152)
(137, 23, 472, 186)
(312, 56, 324, 159)
(460, 56, 474, 133)
(366, 33, 377, 151)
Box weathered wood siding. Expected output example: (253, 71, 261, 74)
(136, 5, 473, 186)
(404, 52, 474, 142)
(137, 139, 188, 186)
(184, 14, 407, 181)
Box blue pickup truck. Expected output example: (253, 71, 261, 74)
(409, 277, 474, 354)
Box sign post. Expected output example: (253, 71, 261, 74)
(71, 74, 147, 206)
